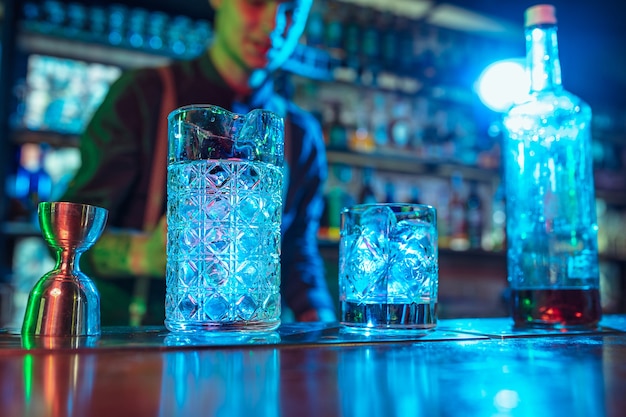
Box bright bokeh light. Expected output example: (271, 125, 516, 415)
(476, 59, 530, 113)
(494, 389, 521, 412)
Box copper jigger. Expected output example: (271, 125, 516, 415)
(21, 202, 108, 338)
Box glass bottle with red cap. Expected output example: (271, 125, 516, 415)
(503, 4, 601, 328)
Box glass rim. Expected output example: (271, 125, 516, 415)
(167, 104, 281, 121)
(341, 203, 436, 214)
(167, 104, 224, 122)
(167, 103, 284, 165)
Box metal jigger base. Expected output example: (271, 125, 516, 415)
(21, 202, 108, 341)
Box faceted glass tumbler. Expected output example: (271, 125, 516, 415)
(339, 203, 438, 333)
(165, 105, 284, 333)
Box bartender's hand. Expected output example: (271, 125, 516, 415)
(128, 215, 167, 277)
(89, 216, 166, 278)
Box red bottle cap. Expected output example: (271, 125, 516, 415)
(524, 4, 557, 27)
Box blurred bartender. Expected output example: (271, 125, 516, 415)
(61, 0, 336, 325)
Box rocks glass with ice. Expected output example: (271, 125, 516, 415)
(339, 203, 438, 332)
(165, 105, 284, 332)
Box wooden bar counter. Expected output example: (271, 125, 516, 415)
(2, 316, 626, 417)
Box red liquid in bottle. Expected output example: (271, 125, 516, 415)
(511, 288, 601, 328)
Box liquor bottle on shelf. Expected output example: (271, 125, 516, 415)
(396, 16, 417, 78)
(502, 4, 601, 328)
(380, 12, 398, 75)
(304, 0, 325, 48)
(146, 11, 168, 52)
(389, 96, 411, 150)
(370, 92, 389, 151)
(408, 185, 422, 205)
(66, 2, 87, 37)
(383, 181, 395, 203)
(107, 4, 127, 47)
(448, 173, 469, 251)
(88, 5, 108, 43)
(358, 168, 378, 205)
(325, 102, 348, 150)
(410, 96, 429, 156)
(127, 7, 148, 49)
(436, 183, 451, 249)
(415, 25, 439, 86)
(324, 0, 344, 56)
(341, 3, 361, 79)
(321, 164, 355, 241)
(490, 183, 507, 252)
(359, 7, 381, 85)
(41, 0, 68, 37)
(348, 93, 375, 153)
(465, 181, 483, 250)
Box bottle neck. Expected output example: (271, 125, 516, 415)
(526, 24, 562, 93)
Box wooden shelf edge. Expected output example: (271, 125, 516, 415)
(18, 31, 172, 69)
(12, 130, 80, 147)
(326, 149, 499, 182)
(1, 221, 41, 237)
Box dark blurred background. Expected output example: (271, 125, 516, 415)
(133, 0, 626, 111)
(444, 0, 626, 110)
